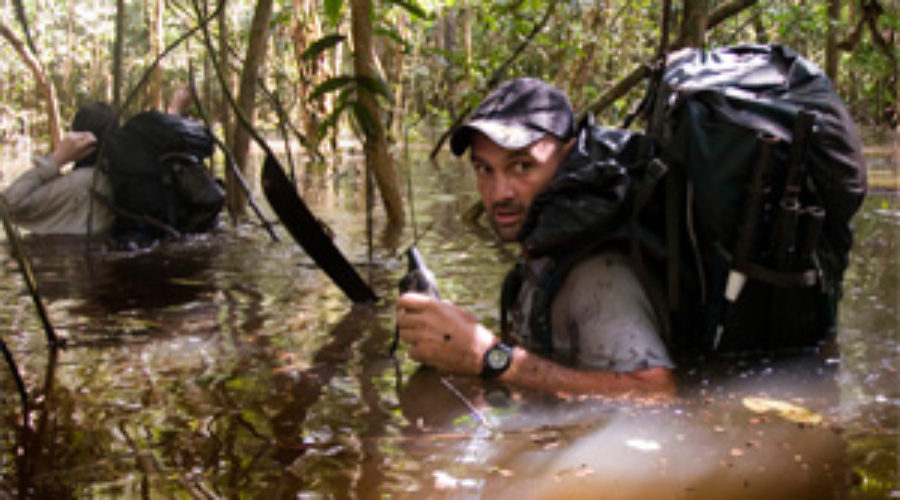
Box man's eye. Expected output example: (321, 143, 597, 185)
(473, 163, 491, 175)
(511, 162, 531, 174)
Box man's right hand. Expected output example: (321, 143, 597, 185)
(396, 292, 498, 376)
(50, 132, 97, 167)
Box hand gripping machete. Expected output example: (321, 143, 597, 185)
(261, 154, 378, 303)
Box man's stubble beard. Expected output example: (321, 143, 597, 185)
(488, 199, 527, 243)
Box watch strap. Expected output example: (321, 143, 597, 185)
(481, 342, 513, 379)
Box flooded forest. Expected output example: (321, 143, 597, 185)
(1, 0, 898, 498)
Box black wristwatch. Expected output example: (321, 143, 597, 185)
(481, 342, 513, 379)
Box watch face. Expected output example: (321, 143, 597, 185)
(487, 347, 510, 369)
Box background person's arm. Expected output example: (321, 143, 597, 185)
(2, 132, 97, 221)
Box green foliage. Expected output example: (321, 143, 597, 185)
(384, 0, 430, 20)
(324, 0, 344, 27)
(311, 74, 392, 143)
(310, 75, 356, 101)
(0, 0, 895, 147)
(300, 33, 347, 61)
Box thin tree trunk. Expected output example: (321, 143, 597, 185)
(389, 15, 407, 144)
(568, 6, 603, 105)
(60, 1, 75, 105)
(826, 0, 840, 82)
(0, 21, 62, 147)
(218, 0, 234, 181)
(291, 0, 326, 153)
(148, 0, 165, 110)
(679, 0, 708, 48)
(462, 0, 472, 70)
(113, 0, 124, 110)
(351, 0, 405, 227)
(229, 0, 274, 217)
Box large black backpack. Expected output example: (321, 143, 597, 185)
(505, 45, 867, 354)
(653, 44, 867, 351)
(103, 110, 224, 244)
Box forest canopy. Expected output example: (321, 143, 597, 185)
(1, 0, 897, 219)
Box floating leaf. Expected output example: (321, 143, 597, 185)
(742, 397, 823, 425)
(529, 426, 562, 448)
(168, 278, 205, 286)
(115, 317, 163, 329)
(553, 464, 595, 482)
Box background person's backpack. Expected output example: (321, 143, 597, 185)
(647, 44, 867, 352)
(103, 110, 224, 244)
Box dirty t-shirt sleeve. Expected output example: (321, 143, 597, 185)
(550, 253, 674, 372)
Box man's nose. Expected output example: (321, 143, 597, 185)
(489, 172, 515, 203)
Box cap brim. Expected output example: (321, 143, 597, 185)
(450, 119, 545, 156)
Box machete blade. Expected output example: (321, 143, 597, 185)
(261, 154, 378, 303)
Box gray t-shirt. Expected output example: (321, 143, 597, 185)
(507, 252, 673, 372)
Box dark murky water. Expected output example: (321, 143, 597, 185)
(0, 140, 897, 498)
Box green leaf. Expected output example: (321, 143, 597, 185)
(384, 0, 429, 19)
(317, 100, 351, 143)
(374, 25, 410, 53)
(301, 33, 346, 61)
(354, 75, 394, 104)
(310, 76, 355, 101)
(352, 102, 378, 140)
(324, 0, 343, 26)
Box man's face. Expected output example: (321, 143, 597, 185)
(469, 132, 572, 242)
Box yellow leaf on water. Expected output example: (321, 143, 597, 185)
(168, 278, 206, 286)
(742, 397, 823, 425)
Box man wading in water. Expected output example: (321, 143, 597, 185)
(395, 77, 675, 397)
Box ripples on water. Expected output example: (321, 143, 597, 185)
(0, 146, 897, 498)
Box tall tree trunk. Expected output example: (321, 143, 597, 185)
(0, 21, 62, 148)
(113, 0, 124, 110)
(350, 0, 405, 227)
(147, 0, 165, 110)
(462, 0, 472, 71)
(826, 0, 841, 82)
(291, 0, 326, 153)
(568, 5, 602, 105)
(60, 1, 75, 105)
(680, 0, 708, 48)
(218, 0, 234, 179)
(386, 15, 407, 144)
(229, 0, 274, 217)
